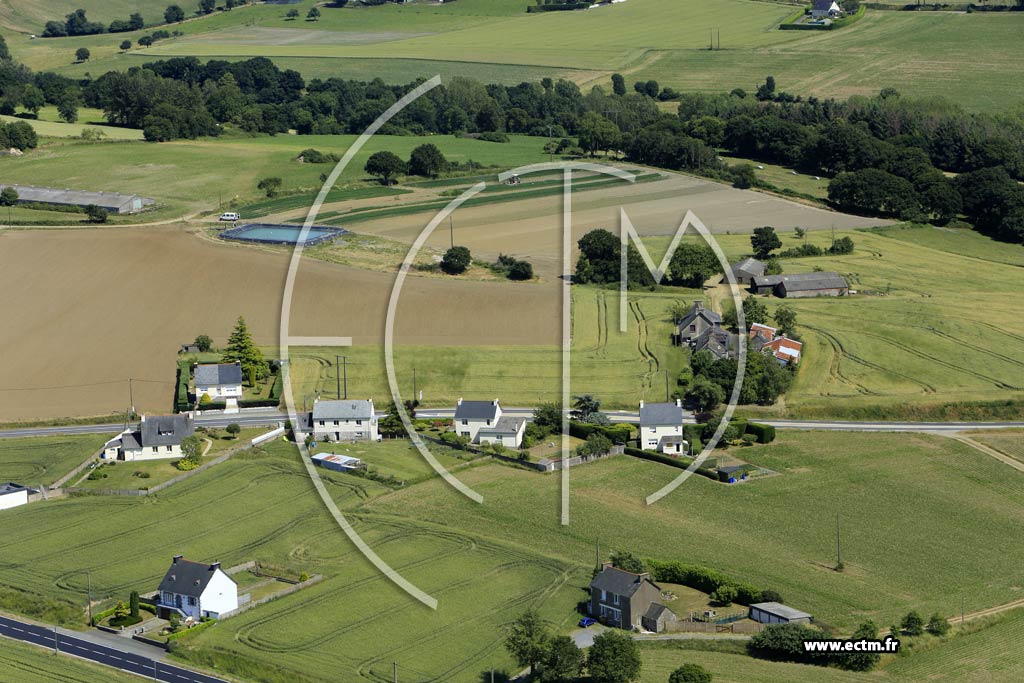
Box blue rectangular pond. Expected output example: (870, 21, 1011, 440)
(219, 223, 347, 246)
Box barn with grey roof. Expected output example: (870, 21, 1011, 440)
(0, 184, 155, 214)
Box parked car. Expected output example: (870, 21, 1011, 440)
(578, 617, 596, 627)
(219, 212, 240, 222)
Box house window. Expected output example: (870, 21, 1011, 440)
(152, 446, 158, 453)
(356, 420, 362, 426)
(612, 593, 619, 606)
(461, 432, 470, 438)
(600, 590, 607, 601)
(166, 445, 172, 452)
(334, 420, 339, 426)
(319, 421, 325, 427)
(690, 324, 696, 332)
(461, 419, 468, 426)
(188, 596, 197, 606)
(649, 427, 656, 433)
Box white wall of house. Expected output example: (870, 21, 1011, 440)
(456, 406, 503, 443)
(478, 420, 526, 449)
(0, 490, 28, 511)
(642, 423, 683, 451)
(312, 417, 379, 442)
(196, 383, 242, 400)
(200, 569, 239, 618)
(124, 443, 183, 461)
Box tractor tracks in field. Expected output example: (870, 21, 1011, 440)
(629, 300, 660, 395)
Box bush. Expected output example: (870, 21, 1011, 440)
(478, 131, 509, 143)
(441, 246, 472, 274)
(749, 623, 829, 664)
(745, 422, 776, 444)
(297, 148, 339, 164)
(85, 204, 108, 223)
(926, 613, 950, 636)
(902, 611, 925, 636)
(669, 663, 712, 683)
(710, 585, 738, 606)
(569, 421, 632, 444)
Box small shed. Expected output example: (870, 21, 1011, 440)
(641, 603, 677, 633)
(0, 482, 33, 511)
(749, 602, 813, 624)
(312, 452, 365, 472)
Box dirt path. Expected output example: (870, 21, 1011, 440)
(957, 597, 1024, 623)
(946, 433, 1024, 474)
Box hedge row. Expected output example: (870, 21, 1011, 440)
(646, 558, 780, 606)
(174, 361, 191, 413)
(745, 422, 776, 444)
(622, 447, 719, 481)
(526, 2, 588, 12)
(568, 421, 633, 444)
(165, 617, 217, 641)
(684, 423, 704, 452)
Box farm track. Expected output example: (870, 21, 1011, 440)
(958, 598, 1024, 623)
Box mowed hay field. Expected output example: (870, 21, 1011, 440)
(0, 441, 583, 683)
(968, 429, 1024, 465)
(286, 286, 692, 410)
(0, 434, 107, 485)
(0, 226, 560, 422)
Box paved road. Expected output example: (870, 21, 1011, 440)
(0, 410, 286, 440)
(2, 408, 1021, 440)
(0, 614, 228, 683)
(415, 408, 1024, 433)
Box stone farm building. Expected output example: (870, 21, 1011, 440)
(589, 563, 677, 632)
(723, 257, 765, 286)
(675, 301, 737, 360)
(751, 272, 849, 298)
(0, 184, 155, 214)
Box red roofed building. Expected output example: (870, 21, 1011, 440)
(761, 337, 803, 365)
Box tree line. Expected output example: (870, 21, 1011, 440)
(40, 3, 250, 37)
(1, 45, 1020, 242)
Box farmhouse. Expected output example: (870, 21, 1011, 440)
(311, 452, 366, 472)
(751, 272, 849, 298)
(157, 555, 238, 621)
(724, 257, 766, 286)
(674, 300, 721, 344)
(0, 482, 33, 511)
(811, 0, 842, 18)
(639, 399, 688, 455)
(589, 563, 675, 632)
(0, 183, 155, 214)
(452, 398, 525, 446)
(749, 323, 802, 365)
(309, 398, 379, 443)
(103, 414, 195, 461)
(194, 362, 243, 402)
(749, 602, 813, 625)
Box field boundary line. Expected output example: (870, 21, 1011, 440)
(946, 433, 1024, 474)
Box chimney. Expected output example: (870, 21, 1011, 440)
(172, 554, 183, 564)
(210, 561, 221, 571)
(694, 300, 703, 310)
(493, 398, 499, 406)
(141, 414, 146, 423)
(457, 397, 462, 406)
(675, 398, 682, 408)
(639, 400, 644, 409)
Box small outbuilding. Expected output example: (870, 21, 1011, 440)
(749, 602, 813, 624)
(724, 257, 766, 286)
(0, 482, 33, 511)
(311, 452, 366, 472)
(641, 603, 678, 633)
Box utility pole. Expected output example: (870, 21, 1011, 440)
(709, 28, 713, 51)
(835, 511, 842, 569)
(664, 369, 670, 402)
(342, 356, 348, 400)
(717, 28, 720, 50)
(393, 662, 398, 683)
(335, 355, 341, 400)
(86, 571, 93, 626)
(128, 377, 134, 416)
(412, 368, 417, 402)
(449, 215, 454, 249)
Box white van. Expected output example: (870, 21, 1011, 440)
(219, 212, 240, 222)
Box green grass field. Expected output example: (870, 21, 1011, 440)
(0, 636, 144, 683)
(638, 611, 1024, 683)
(0, 433, 106, 486)
(0, 133, 550, 217)
(10, 1, 1023, 113)
(2, 430, 1023, 681)
(0, 114, 143, 140)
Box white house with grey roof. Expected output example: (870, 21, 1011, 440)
(452, 398, 525, 446)
(157, 555, 238, 621)
(103, 414, 195, 461)
(310, 398, 378, 442)
(194, 362, 243, 402)
(639, 399, 688, 455)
